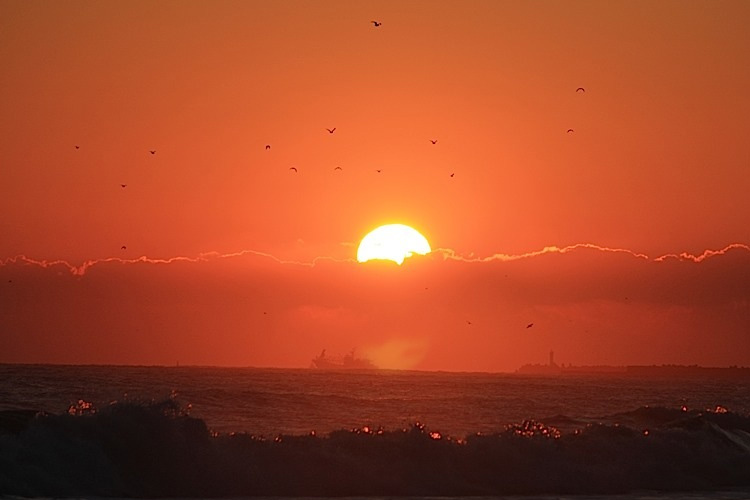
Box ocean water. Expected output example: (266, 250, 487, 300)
(1, 364, 750, 498)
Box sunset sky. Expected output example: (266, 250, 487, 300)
(1, 1, 748, 371)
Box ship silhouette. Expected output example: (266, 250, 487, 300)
(311, 349, 376, 370)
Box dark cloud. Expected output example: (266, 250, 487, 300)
(1, 245, 748, 371)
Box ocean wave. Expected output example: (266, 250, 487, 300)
(1, 400, 749, 497)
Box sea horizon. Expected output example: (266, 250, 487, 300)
(3, 360, 749, 372)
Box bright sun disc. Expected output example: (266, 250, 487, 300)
(356, 224, 431, 265)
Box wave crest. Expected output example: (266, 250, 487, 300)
(1, 400, 749, 496)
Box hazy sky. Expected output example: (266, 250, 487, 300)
(1, 1, 748, 371)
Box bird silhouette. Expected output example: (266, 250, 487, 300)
(526, 323, 534, 329)
(375, 169, 382, 173)
(289, 167, 298, 172)
(74, 145, 80, 150)
(326, 127, 336, 134)
(120, 184, 127, 188)
(121, 245, 127, 250)
(371, 21, 381, 27)
(430, 139, 438, 144)
(149, 150, 156, 154)
(265, 145, 271, 150)
(450, 173, 455, 177)
(576, 87, 585, 93)
(466, 320, 472, 325)
(567, 129, 575, 133)
(334, 166, 343, 171)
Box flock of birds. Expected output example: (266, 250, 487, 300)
(73, 19, 585, 179)
(275, 128, 446, 175)
(76, 82, 585, 253)
(271, 85, 585, 175)
(69, 18, 586, 293)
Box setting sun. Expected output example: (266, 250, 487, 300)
(356, 224, 431, 265)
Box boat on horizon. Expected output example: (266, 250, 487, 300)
(310, 349, 377, 370)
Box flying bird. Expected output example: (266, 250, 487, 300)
(334, 166, 343, 171)
(430, 139, 438, 144)
(289, 167, 298, 172)
(74, 145, 80, 150)
(265, 145, 271, 150)
(567, 129, 575, 133)
(120, 184, 127, 188)
(326, 127, 336, 134)
(371, 21, 381, 27)
(450, 173, 455, 177)
(526, 323, 534, 329)
(149, 150, 156, 154)
(576, 87, 585, 93)
(121, 245, 127, 250)
(375, 169, 382, 173)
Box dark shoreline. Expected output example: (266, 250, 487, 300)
(517, 364, 750, 378)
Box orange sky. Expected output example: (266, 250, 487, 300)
(1, 1, 748, 371)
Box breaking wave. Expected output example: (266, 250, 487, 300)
(1, 400, 749, 497)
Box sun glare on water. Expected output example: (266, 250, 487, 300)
(356, 224, 431, 265)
